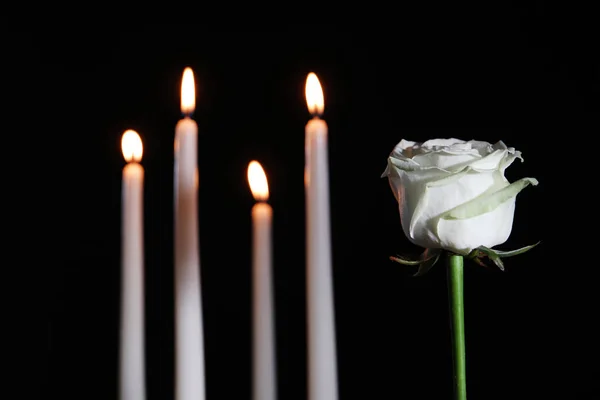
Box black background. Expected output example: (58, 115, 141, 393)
(7, 5, 598, 400)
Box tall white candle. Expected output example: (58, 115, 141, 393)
(120, 129, 146, 400)
(304, 72, 338, 400)
(247, 161, 276, 400)
(174, 67, 205, 400)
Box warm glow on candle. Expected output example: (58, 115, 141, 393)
(305, 72, 324, 116)
(181, 67, 196, 115)
(248, 161, 269, 202)
(121, 130, 143, 163)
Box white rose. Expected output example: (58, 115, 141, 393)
(382, 138, 538, 255)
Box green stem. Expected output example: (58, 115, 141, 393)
(447, 254, 467, 400)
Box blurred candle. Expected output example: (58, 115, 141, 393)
(174, 67, 205, 400)
(247, 161, 276, 400)
(120, 129, 146, 400)
(304, 72, 338, 400)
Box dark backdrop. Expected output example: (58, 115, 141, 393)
(7, 6, 597, 400)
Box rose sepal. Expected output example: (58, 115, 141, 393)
(391, 241, 539, 275)
(466, 241, 540, 271)
(390, 248, 442, 276)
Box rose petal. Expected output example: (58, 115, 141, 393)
(391, 139, 419, 159)
(413, 149, 481, 170)
(467, 140, 494, 154)
(395, 139, 419, 151)
(421, 138, 466, 148)
(384, 159, 450, 229)
(492, 140, 508, 150)
(435, 177, 539, 253)
(437, 196, 516, 254)
(407, 168, 500, 248)
(438, 177, 538, 220)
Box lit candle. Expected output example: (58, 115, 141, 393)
(305, 72, 338, 400)
(247, 161, 276, 400)
(119, 129, 146, 400)
(174, 67, 205, 400)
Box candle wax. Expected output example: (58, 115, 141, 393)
(252, 202, 276, 400)
(174, 116, 205, 400)
(305, 117, 338, 400)
(120, 162, 146, 400)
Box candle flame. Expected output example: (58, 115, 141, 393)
(247, 161, 269, 201)
(121, 129, 143, 162)
(181, 67, 196, 115)
(305, 72, 324, 116)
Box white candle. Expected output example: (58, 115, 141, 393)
(247, 161, 276, 400)
(174, 67, 205, 400)
(304, 72, 338, 400)
(120, 129, 146, 400)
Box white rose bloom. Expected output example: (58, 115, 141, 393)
(382, 138, 538, 255)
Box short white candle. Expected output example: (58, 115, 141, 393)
(247, 161, 277, 400)
(174, 67, 205, 400)
(119, 129, 146, 400)
(304, 72, 338, 400)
